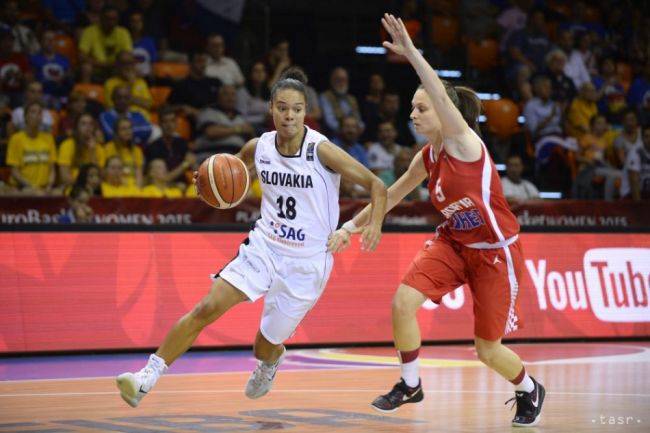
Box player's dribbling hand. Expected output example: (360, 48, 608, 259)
(381, 13, 417, 58)
(360, 223, 382, 252)
(327, 229, 352, 254)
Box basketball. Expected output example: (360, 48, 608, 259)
(196, 154, 250, 209)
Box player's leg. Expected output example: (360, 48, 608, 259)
(117, 232, 273, 407)
(469, 241, 545, 427)
(245, 251, 332, 399)
(116, 278, 248, 407)
(372, 238, 466, 413)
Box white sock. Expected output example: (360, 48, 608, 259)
(147, 353, 168, 375)
(400, 359, 420, 388)
(515, 373, 535, 393)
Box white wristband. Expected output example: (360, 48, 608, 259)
(341, 220, 357, 233)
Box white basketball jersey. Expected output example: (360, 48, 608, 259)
(254, 126, 340, 257)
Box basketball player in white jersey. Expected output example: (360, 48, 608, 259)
(116, 68, 387, 407)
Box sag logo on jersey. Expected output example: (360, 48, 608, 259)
(267, 220, 306, 247)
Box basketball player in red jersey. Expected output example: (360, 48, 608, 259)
(328, 14, 545, 427)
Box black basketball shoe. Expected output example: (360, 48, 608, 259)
(507, 377, 546, 427)
(371, 378, 424, 413)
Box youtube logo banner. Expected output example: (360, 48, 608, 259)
(1, 232, 649, 353)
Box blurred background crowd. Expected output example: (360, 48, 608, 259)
(1, 0, 649, 215)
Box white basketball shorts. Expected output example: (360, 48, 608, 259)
(214, 228, 334, 345)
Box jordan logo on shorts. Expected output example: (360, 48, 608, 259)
(493, 256, 502, 265)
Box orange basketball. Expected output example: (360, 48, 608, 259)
(196, 154, 250, 209)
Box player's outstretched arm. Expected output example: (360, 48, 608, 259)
(318, 141, 387, 253)
(381, 13, 467, 138)
(345, 150, 427, 232)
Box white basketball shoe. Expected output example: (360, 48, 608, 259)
(116, 354, 167, 408)
(245, 348, 286, 399)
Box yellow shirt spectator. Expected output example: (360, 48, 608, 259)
(140, 185, 184, 198)
(104, 141, 144, 186)
(185, 183, 198, 198)
(101, 181, 141, 197)
(78, 24, 132, 65)
(566, 98, 598, 139)
(6, 131, 57, 187)
(57, 137, 107, 181)
(578, 130, 617, 165)
(105, 77, 152, 120)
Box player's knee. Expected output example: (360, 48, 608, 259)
(475, 342, 499, 366)
(392, 294, 417, 319)
(189, 298, 220, 326)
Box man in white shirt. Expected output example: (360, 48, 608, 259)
(204, 34, 244, 87)
(501, 155, 540, 202)
(620, 125, 650, 201)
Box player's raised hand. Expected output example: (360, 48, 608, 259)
(381, 13, 416, 58)
(360, 222, 382, 252)
(327, 228, 352, 254)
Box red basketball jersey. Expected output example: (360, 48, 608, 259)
(422, 136, 519, 246)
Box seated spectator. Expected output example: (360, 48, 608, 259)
(236, 61, 270, 135)
(593, 56, 627, 125)
(573, 114, 621, 200)
(41, 0, 84, 29)
(58, 185, 95, 223)
(78, 5, 132, 83)
(0, 98, 11, 161)
(627, 59, 650, 125)
(29, 29, 73, 108)
(506, 9, 552, 77)
(0, 29, 32, 108)
(5, 101, 57, 195)
(523, 76, 563, 143)
(74, 0, 103, 30)
(205, 34, 244, 87)
(367, 121, 404, 185)
(128, 11, 157, 79)
(145, 107, 195, 184)
(576, 31, 597, 78)
(265, 38, 292, 87)
(194, 84, 254, 162)
(140, 159, 184, 198)
(168, 51, 222, 120)
(620, 124, 650, 201)
(58, 91, 104, 141)
(1, 0, 40, 55)
(566, 82, 598, 139)
(58, 112, 106, 187)
(613, 108, 642, 168)
(557, 29, 590, 89)
(104, 116, 144, 188)
(497, 0, 530, 53)
(362, 89, 413, 146)
(393, 147, 428, 201)
(331, 115, 369, 167)
(101, 155, 140, 197)
(72, 162, 102, 196)
(501, 155, 540, 202)
(320, 66, 364, 135)
(544, 49, 576, 108)
(9, 81, 55, 134)
(104, 50, 152, 120)
(361, 72, 385, 122)
(99, 85, 152, 145)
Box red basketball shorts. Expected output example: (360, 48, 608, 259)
(402, 236, 524, 341)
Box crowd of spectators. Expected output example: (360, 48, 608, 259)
(0, 0, 648, 211)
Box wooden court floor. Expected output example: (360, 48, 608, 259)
(1, 342, 649, 433)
